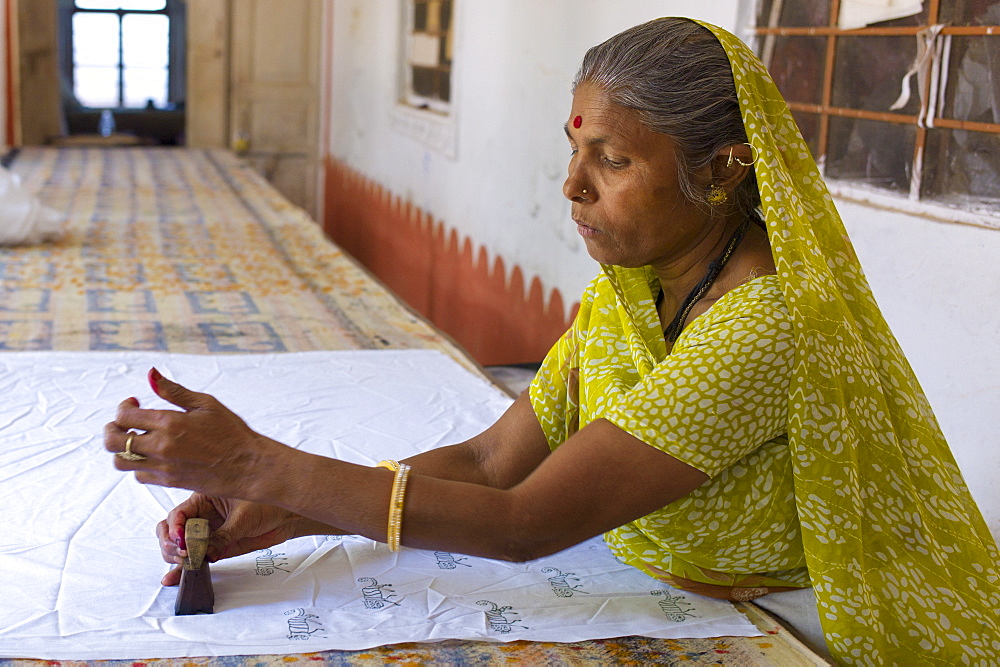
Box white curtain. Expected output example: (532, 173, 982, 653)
(838, 0, 923, 29)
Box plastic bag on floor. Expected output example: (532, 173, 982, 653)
(0, 165, 63, 245)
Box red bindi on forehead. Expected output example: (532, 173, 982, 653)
(573, 115, 582, 129)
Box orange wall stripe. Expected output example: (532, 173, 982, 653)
(323, 156, 575, 366)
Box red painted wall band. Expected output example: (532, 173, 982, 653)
(322, 157, 575, 366)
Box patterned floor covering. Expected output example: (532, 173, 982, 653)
(5, 148, 463, 362)
(1, 148, 825, 665)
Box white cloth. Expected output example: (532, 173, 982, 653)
(0, 350, 759, 660)
(838, 0, 923, 30)
(0, 165, 62, 245)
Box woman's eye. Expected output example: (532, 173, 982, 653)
(602, 156, 625, 169)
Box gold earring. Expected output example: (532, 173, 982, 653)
(727, 142, 759, 167)
(706, 184, 728, 205)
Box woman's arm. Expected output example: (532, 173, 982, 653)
(399, 391, 552, 489)
(110, 372, 707, 563)
(120, 374, 554, 573)
(252, 410, 706, 562)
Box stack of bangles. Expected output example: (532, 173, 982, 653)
(375, 460, 411, 551)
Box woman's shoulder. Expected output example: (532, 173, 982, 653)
(731, 272, 783, 298)
(716, 273, 785, 312)
(681, 274, 790, 343)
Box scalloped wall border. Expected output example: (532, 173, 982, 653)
(322, 157, 575, 366)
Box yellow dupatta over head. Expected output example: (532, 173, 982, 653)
(693, 20, 1000, 664)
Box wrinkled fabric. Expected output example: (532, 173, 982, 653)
(0, 165, 63, 245)
(701, 19, 1000, 664)
(0, 351, 758, 660)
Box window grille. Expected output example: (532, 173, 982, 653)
(754, 0, 1000, 224)
(68, 0, 178, 109)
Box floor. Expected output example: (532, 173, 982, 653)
(485, 364, 539, 396)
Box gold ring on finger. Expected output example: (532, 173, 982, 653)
(117, 431, 148, 462)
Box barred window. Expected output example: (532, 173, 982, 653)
(66, 0, 183, 110)
(403, 0, 454, 113)
(754, 0, 1000, 226)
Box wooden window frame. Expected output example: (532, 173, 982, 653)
(754, 0, 1000, 230)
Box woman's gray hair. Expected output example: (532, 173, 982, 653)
(574, 18, 760, 219)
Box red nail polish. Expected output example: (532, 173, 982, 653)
(127, 397, 140, 407)
(148, 368, 161, 395)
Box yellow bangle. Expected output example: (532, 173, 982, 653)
(376, 460, 410, 551)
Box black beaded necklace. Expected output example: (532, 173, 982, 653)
(658, 217, 752, 343)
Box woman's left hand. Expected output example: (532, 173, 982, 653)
(104, 368, 287, 500)
(156, 492, 329, 586)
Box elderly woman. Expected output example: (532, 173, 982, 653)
(106, 18, 998, 665)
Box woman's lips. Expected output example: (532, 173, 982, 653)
(574, 219, 600, 238)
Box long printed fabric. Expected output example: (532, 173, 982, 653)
(700, 20, 1000, 665)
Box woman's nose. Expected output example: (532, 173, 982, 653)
(563, 167, 591, 202)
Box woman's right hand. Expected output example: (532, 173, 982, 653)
(156, 493, 319, 586)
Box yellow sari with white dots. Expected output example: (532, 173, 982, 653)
(530, 19, 1000, 665)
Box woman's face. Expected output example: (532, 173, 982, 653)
(563, 82, 714, 270)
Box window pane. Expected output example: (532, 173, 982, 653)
(410, 33, 439, 67)
(123, 66, 167, 107)
(122, 13, 169, 68)
(940, 36, 1000, 124)
(440, 0, 452, 31)
(826, 117, 914, 192)
(938, 0, 1000, 26)
(444, 16, 454, 63)
(119, 0, 167, 9)
(757, 0, 830, 27)
(438, 70, 450, 102)
(425, 0, 441, 32)
(73, 13, 120, 67)
(414, 1, 427, 31)
(767, 36, 825, 105)
(756, 0, 775, 25)
(923, 128, 1000, 204)
(850, 8, 929, 28)
(74, 66, 120, 108)
(439, 32, 451, 66)
(832, 36, 917, 114)
(76, 0, 167, 9)
(411, 66, 436, 98)
(76, 0, 123, 8)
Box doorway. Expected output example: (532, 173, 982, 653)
(11, 0, 322, 217)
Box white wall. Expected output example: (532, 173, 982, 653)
(329, 0, 741, 306)
(327, 0, 999, 541)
